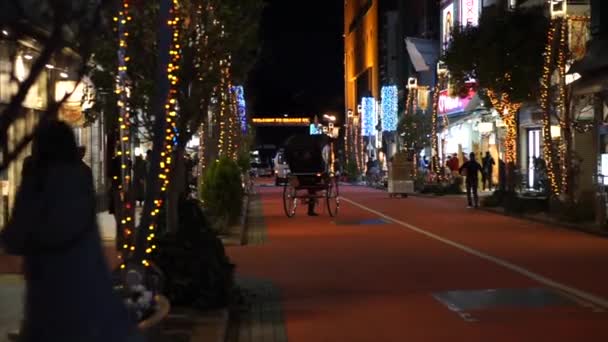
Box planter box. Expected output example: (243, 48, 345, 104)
(138, 295, 171, 341)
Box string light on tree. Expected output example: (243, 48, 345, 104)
(540, 19, 560, 196)
(486, 88, 520, 165)
(141, 0, 183, 267)
(114, 0, 135, 266)
(430, 82, 441, 178)
(558, 17, 569, 195)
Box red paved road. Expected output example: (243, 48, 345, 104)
(228, 184, 608, 341)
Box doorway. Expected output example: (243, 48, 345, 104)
(527, 128, 541, 188)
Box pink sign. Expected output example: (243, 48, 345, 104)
(438, 86, 476, 115)
(460, 0, 479, 27)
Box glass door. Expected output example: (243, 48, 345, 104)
(528, 129, 541, 189)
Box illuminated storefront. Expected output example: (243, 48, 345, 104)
(0, 35, 105, 227)
(0, 36, 49, 226)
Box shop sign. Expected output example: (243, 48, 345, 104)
(460, 0, 479, 27)
(252, 117, 311, 126)
(438, 87, 476, 115)
(417, 86, 430, 111)
(55, 80, 93, 127)
(550, 0, 567, 18)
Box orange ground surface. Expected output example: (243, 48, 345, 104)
(228, 184, 608, 341)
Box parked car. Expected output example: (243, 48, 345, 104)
(273, 150, 290, 186)
(252, 162, 273, 177)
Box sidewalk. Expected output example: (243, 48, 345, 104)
(0, 275, 23, 342)
(0, 202, 251, 342)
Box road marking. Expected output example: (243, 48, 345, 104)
(341, 196, 608, 310)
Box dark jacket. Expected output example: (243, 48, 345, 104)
(1, 163, 135, 341)
(459, 160, 483, 182)
(482, 156, 495, 172)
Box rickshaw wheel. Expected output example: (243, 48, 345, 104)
(326, 177, 339, 217)
(283, 183, 297, 217)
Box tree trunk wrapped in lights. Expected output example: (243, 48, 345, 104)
(539, 16, 590, 199)
(540, 19, 560, 196)
(430, 84, 441, 178)
(486, 90, 520, 166)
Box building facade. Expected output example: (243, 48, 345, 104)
(0, 34, 107, 227)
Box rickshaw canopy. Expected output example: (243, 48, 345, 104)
(283, 134, 329, 174)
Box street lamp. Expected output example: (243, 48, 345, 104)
(323, 114, 337, 122)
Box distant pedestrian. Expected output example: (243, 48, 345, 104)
(447, 153, 459, 175)
(459, 152, 483, 208)
(133, 154, 146, 206)
(498, 158, 507, 191)
(0, 120, 140, 342)
(108, 148, 123, 250)
(482, 151, 495, 191)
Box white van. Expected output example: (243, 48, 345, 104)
(273, 150, 290, 186)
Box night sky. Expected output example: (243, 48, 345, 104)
(247, 0, 344, 123)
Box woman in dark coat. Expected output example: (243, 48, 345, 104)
(0, 120, 140, 342)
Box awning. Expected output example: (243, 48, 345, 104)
(569, 39, 608, 95)
(572, 67, 608, 96)
(405, 37, 439, 72)
(569, 39, 608, 76)
(464, 93, 483, 112)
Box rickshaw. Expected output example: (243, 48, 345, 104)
(282, 134, 339, 217)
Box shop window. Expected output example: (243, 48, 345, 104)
(0, 40, 48, 109)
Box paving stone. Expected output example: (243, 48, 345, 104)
(226, 277, 287, 342)
(0, 275, 23, 342)
(245, 195, 268, 246)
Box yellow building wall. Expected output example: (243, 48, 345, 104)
(344, 0, 379, 113)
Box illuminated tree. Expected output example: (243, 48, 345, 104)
(540, 15, 591, 199)
(443, 5, 549, 190)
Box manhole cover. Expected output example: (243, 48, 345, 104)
(433, 287, 578, 312)
(334, 218, 388, 225)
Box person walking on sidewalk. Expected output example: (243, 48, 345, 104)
(482, 151, 495, 191)
(459, 152, 483, 208)
(0, 120, 140, 342)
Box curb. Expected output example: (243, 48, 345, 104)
(240, 195, 251, 246)
(480, 206, 608, 238)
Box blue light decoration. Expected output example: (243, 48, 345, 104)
(232, 85, 247, 133)
(361, 97, 376, 137)
(310, 123, 323, 135)
(381, 85, 398, 132)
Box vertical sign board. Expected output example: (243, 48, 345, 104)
(460, 0, 479, 27)
(442, 2, 455, 52)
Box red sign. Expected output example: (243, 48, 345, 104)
(438, 85, 476, 115)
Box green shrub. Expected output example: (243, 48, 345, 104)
(236, 150, 251, 173)
(413, 173, 426, 192)
(503, 192, 526, 214)
(200, 157, 244, 230)
(153, 199, 234, 310)
(444, 176, 464, 194)
(550, 193, 596, 223)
